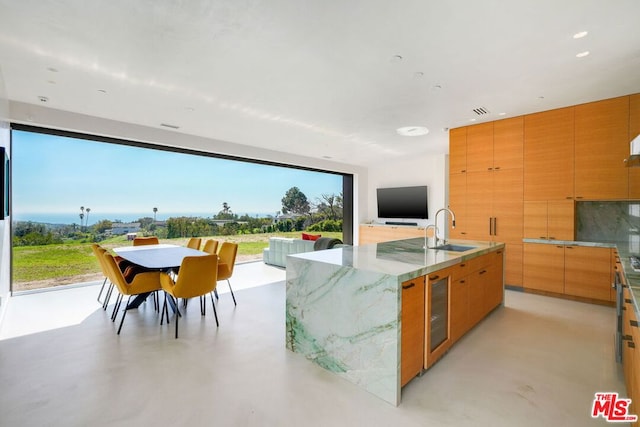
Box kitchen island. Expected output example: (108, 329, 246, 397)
(285, 238, 505, 405)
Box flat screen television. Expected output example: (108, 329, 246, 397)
(377, 185, 428, 221)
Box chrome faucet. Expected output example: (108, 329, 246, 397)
(431, 208, 456, 248)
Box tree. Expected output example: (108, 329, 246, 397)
(85, 207, 91, 227)
(153, 207, 158, 221)
(93, 219, 113, 234)
(281, 187, 310, 216)
(215, 202, 236, 220)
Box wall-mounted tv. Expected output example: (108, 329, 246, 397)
(377, 185, 428, 220)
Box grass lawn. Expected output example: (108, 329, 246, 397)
(12, 231, 343, 291)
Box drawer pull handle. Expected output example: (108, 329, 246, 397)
(402, 283, 415, 290)
(629, 341, 636, 349)
(479, 270, 487, 275)
(429, 275, 440, 281)
(631, 320, 639, 328)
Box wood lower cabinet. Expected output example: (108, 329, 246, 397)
(563, 246, 612, 301)
(400, 276, 425, 387)
(523, 243, 564, 293)
(523, 243, 613, 302)
(359, 224, 429, 245)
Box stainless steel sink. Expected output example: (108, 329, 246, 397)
(431, 244, 476, 252)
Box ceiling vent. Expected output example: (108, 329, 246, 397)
(472, 107, 490, 116)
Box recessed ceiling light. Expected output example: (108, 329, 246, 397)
(390, 55, 403, 63)
(498, 112, 506, 116)
(469, 118, 477, 122)
(97, 89, 107, 94)
(396, 126, 429, 136)
(47, 80, 56, 84)
(47, 67, 58, 73)
(576, 51, 590, 58)
(185, 107, 195, 112)
(414, 72, 424, 79)
(322, 155, 333, 159)
(38, 96, 48, 103)
(573, 31, 588, 39)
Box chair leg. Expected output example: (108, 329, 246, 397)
(161, 293, 168, 325)
(214, 288, 219, 300)
(227, 279, 237, 306)
(173, 296, 180, 339)
(97, 277, 107, 303)
(211, 295, 219, 327)
(117, 296, 132, 335)
(111, 294, 123, 322)
(103, 283, 114, 311)
(200, 295, 205, 316)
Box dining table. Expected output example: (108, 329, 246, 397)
(113, 243, 209, 309)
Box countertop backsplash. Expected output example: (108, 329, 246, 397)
(576, 201, 640, 244)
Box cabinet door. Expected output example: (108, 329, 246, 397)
(449, 127, 468, 174)
(575, 96, 629, 199)
(505, 243, 523, 287)
(630, 94, 640, 199)
(484, 249, 504, 313)
(523, 243, 564, 293)
(359, 225, 427, 245)
(401, 276, 425, 387)
(493, 168, 523, 244)
(524, 201, 548, 239)
(493, 116, 524, 170)
(466, 122, 494, 172)
(524, 107, 575, 201)
(450, 277, 469, 343)
(449, 172, 468, 239)
(547, 200, 575, 240)
(468, 268, 487, 326)
(564, 246, 612, 301)
(465, 171, 493, 240)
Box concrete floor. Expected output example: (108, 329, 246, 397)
(0, 262, 629, 426)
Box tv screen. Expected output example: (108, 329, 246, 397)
(377, 186, 428, 219)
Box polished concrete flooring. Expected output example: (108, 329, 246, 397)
(0, 262, 628, 426)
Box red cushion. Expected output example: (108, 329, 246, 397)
(302, 233, 321, 241)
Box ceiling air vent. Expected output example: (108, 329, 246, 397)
(472, 107, 490, 116)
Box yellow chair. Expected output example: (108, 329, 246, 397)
(160, 254, 219, 338)
(202, 239, 219, 255)
(186, 237, 202, 250)
(102, 252, 163, 335)
(92, 243, 111, 306)
(214, 242, 238, 306)
(133, 236, 159, 246)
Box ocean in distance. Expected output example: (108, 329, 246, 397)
(13, 212, 275, 226)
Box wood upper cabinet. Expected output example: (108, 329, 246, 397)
(401, 276, 425, 387)
(524, 107, 575, 200)
(493, 116, 524, 170)
(466, 122, 494, 172)
(630, 93, 640, 199)
(523, 200, 574, 240)
(574, 96, 630, 200)
(449, 127, 467, 174)
(563, 246, 612, 300)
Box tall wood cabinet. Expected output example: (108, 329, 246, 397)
(574, 96, 630, 199)
(449, 117, 523, 286)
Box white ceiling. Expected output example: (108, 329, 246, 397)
(0, 0, 639, 167)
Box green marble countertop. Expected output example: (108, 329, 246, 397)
(289, 238, 505, 283)
(523, 238, 640, 318)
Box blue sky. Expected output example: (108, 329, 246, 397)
(12, 130, 343, 223)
